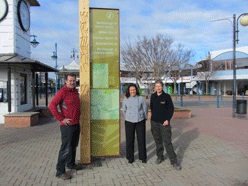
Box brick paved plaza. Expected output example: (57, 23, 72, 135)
(1, 105, 248, 186)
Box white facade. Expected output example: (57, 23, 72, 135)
(0, 0, 33, 123)
(0, 0, 31, 57)
(0, 0, 54, 124)
(0, 65, 33, 122)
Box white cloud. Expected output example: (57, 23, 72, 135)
(30, 0, 248, 68)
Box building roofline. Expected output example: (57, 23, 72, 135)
(0, 53, 58, 72)
(27, 0, 40, 6)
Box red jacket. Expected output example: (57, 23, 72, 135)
(49, 86, 80, 126)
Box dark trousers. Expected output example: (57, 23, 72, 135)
(125, 120, 147, 161)
(56, 124, 80, 176)
(151, 120, 177, 164)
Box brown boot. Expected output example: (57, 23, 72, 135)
(57, 172, 72, 180)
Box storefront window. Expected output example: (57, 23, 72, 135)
(0, 81, 8, 102)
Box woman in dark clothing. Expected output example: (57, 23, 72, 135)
(150, 79, 181, 170)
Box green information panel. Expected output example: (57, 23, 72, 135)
(90, 8, 120, 157)
(92, 64, 108, 88)
(91, 89, 119, 120)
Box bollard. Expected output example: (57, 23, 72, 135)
(242, 92, 244, 100)
(216, 95, 220, 108)
(180, 95, 183, 107)
(198, 93, 200, 101)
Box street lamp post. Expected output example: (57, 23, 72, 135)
(233, 14, 237, 118)
(212, 13, 248, 117)
(51, 43, 58, 93)
(233, 13, 248, 117)
(70, 48, 79, 60)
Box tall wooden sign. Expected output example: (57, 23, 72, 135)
(79, 0, 91, 164)
(79, 1, 120, 163)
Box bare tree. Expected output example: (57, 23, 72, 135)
(137, 34, 174, 80)
(121, 35, 193, 95)
(196, 52, 218, 95)
(167, 44, 193, 94)
(121, 39, 147, 85)
(121, 34, 174, 83)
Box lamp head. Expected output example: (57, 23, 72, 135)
(30, 35, 39, 48)
(240, 14, 248, 26)
(51, 52, 57, 59)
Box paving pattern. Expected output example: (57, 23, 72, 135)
(1, 107, 248, 186)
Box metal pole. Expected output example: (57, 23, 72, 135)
(32, 71, 35, 111)
(36, 73, 39, 106)
(178, 82, 180, 95)
(216, 95, 220, 108)
(190, 68, 193, 95)
(45, 72, 48, 106)
(232, 14, 237, 118)
(39, 72, 42, 98)
(178, 71, 181, 96)
(180, 95, 183, 107)
(7, 66, 11, 113)
(197, 82, 200, 101)
(55, 43, 58, 93)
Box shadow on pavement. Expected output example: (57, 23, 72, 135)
(119, 118, 199, 164)
(173, 123, 199, 164)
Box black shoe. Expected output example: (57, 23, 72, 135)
(128, 159, 134, 164)
(155, 158, 163, 164)
(67, 163, 83, 170)
(172, 163, 182, 171)
(56, 172, 72, 180)
(142, 159, 147, 163)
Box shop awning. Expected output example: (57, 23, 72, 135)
(0, 53, 58, 72)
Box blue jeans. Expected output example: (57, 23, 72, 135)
(56, 124, 80, 176)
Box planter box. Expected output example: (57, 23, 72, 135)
(4, 112, 40, 128)
(172, 108, 192, 119)
(148, 108, 191, 119)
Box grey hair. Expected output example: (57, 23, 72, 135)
(154, 79, 163, 87)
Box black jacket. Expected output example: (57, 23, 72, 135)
(150, 91, 174, 123)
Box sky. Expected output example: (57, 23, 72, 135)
(30, 0, 248, 70)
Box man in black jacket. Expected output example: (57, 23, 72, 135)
(150, 79, 181, 171)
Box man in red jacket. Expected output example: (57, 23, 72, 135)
(49, 73, 81, 180)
